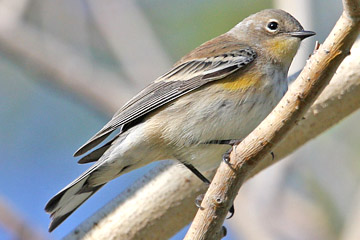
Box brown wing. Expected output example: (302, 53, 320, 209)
(74, 39, 257, 157)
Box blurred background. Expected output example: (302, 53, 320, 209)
(0, 0, 359, 239)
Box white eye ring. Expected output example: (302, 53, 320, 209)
(266, 19, 279, 32)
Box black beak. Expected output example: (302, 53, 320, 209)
(290, 30, 316, 40)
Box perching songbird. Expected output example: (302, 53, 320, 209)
(45, 9, 315, 231)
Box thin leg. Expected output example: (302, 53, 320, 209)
(201, 139, 241, 217)
(183, 163, 209, 209)
(183, 163, 210, 184)
(183, 163, 235, 219)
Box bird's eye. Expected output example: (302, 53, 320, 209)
(266, 21, 278, 31)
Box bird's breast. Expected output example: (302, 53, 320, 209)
(145, 65, 288, 155)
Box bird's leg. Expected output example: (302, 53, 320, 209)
(183, 163, 211, 185)
(183, 163, 235, 219)
(183, 163, 209, 210)
(201, 139, 243, 217)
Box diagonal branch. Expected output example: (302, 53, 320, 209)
(184, 0, 360, 239)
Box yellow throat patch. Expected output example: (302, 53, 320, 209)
(265, 37, 300, 64)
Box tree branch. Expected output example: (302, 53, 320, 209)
(184, 0, 360, 239)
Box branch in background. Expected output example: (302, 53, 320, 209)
(0, 196, 48, 240)
(0, 1, 172, 116)
(87, 0, 171, 88)
(63, 162, 209, 240)
(64, 37, 360, 239)
(0, 23, 134, 115)
(0, 1, 172, 238)
(0, 0, 29, 30)
(185, 0, 360, 238)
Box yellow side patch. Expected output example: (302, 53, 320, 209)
(216, 71, 261, 91)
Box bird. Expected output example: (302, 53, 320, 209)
(45, 9, 315, 232)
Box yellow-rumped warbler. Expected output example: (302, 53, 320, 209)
(45, 9, 315, 231)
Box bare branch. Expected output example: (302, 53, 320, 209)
(185, 0, 360, 238)
(343, 0, 360, 18)
(63, 162, 212, 240)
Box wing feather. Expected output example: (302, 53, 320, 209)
(74, 45, 257, 156)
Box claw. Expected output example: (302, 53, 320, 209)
(227, 204, 235, 219)
(195, 194, 205, 210)
(195, 195, 235, 220)
(222, 139, 242, 164)
(222, 150, 231, 164)
(221, 226, 227, 237)
(270, 151, 275, 160)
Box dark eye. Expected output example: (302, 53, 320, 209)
(267, 21, 278, 31)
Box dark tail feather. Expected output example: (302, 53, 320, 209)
(45, 175, 105, 232)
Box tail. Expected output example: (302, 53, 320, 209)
(45, 165, 106, 232)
